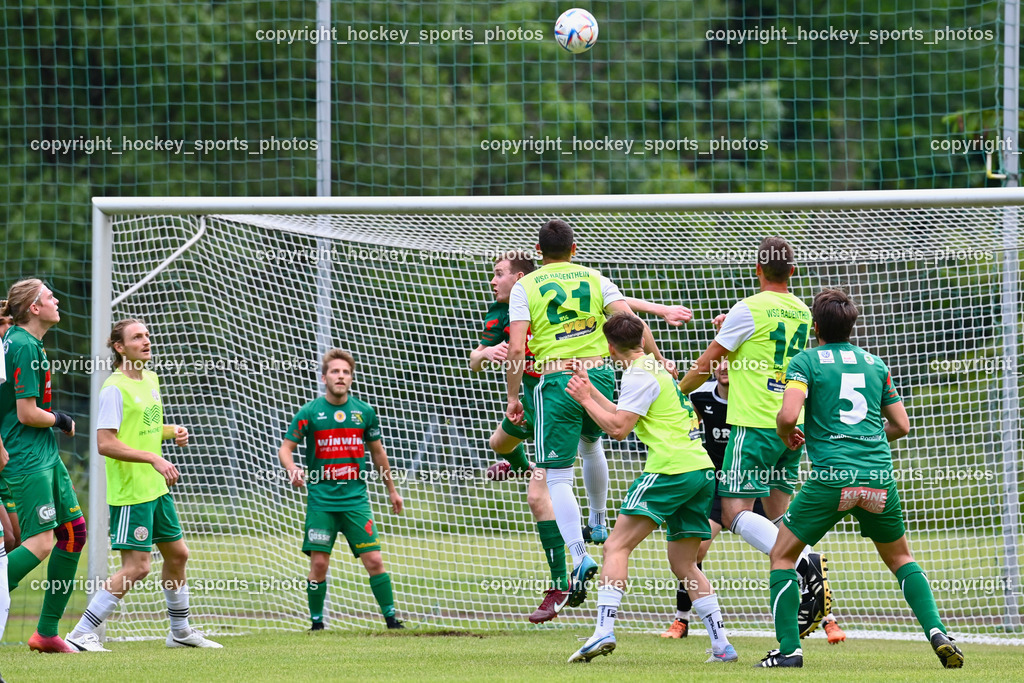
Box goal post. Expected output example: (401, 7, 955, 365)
(90, 189, 1023, 644)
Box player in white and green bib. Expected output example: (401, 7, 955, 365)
(507, 219, 672, 611)
(565, 313, 736, 664)
(279, 348, 405, 631)
(762, 288, 963, 669)
(66, 319, 221, 651)
(677, 237, 832, 630)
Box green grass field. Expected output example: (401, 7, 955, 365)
(0, 629, 1017, 681)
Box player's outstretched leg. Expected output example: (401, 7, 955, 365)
(569, 514, 656, 663)
(876, 536, 962, 668)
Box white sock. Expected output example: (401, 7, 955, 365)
(71, 588, 120, 637)
(693, 594, 730, 651)
(594, 586, 624, 638)
(0, 547, 8, 642)
(674, 609, 689, 621)
(546, 467, 587, 567)
(578, 438, 607, 527)
(164, 584, 191, 634)
(823, 612, 835, 622)
(730, 509, 779, 556)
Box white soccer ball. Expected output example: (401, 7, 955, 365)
(554, 8, 599, 54)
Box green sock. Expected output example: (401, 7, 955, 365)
(38, 548, 81, 637)
(769, 569, 801, 656)
(307, 579, 327, 623)
(537, 521, 568, 591)
(7, 545, 44, 590)
(895, 562, 944, 637)
(369, 572, 396, 618)
(501, 443, 530, 474)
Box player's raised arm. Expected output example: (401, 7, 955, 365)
(605, 299, 675, 377)
(624, 297, 693, 326)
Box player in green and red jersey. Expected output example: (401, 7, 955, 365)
(761, 288, 963, 669)
(279, 349, 404, 631)
(64, 319, 220, 652)
(0, 279, 83, 653)
(472, 250, 690, 623)
(677, 237, 832, 632)
(0, 311, 21, 558)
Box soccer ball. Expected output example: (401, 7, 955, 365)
(554, 8, 599, 54)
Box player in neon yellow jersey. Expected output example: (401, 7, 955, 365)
(761, 288, 962, 669)
(66, 319, 221, 651)
(566, 313, 736, 664)
(474, 249, 691, 623)
(506, 219, 671, 610)
(677, 237, 832, 631)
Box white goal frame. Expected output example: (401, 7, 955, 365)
(90, 188, 1022, 642)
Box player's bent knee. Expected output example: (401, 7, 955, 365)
(55, 516, 87, 553)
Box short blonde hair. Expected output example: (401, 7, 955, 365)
(321, 348, 356, 376)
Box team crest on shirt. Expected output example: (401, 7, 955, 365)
(134, 526, 149, 542)
(334, 410, 346, 423)
(817, 349, 835, 364)
(864, 354, 875, 365)
(840, 350, 857, 364)
(351, 411, 363, 425)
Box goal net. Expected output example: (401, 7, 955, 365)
(89, 191, 1023, 644)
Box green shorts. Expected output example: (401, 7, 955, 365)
(0, 477, 16, 515)
(534, 365, 615, 469)
(1, 462, 83, 540)
(501, 376, 539, 441)
(719, 425, 802, 498)
(110, 493, 183, 551)
(783, 477, 906, 546)
(303, 505, 381, 557)
(619, 469, 715, 541)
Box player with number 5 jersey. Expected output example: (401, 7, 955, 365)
(763, 288, 963, 669)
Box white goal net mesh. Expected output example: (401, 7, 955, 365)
(94, 199, 1022, 644)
